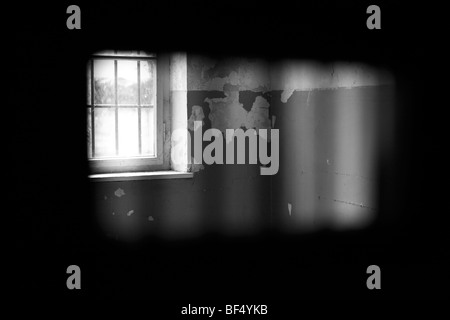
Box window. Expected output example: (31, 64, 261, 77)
(87, 50, 168, 173)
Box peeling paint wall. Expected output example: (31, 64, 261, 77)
(92, 54, 395, 240)
(92, 169, 271, 241)
(188, 56, 270, 92)
(187, 55, 272, 140)
(188, 56, 395, 233)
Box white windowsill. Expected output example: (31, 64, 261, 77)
(89, 170, 193, 182)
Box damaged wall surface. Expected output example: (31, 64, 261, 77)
(91, 54, 395, 241)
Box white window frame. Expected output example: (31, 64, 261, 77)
(87, 52, 171, 174)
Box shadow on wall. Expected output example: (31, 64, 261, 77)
(91, 55, 396, 241)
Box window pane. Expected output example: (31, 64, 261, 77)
(117, 60, 138, 105)
(118, 108, 139, 156)
(140, 60, 156, 106)
(141, 107, 155, 156)
(94, 60, 115, 105)
(87, 108, 92, 158)
(94, 108, 116, 157)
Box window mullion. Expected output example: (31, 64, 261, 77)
(137, 60, 142, 155)
(114, 59, 119, 156)
(90, 59, 95, 158)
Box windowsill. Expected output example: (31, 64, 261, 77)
(88, 170, 193, 182)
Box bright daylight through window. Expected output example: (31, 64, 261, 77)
(87, 51, 157, 161)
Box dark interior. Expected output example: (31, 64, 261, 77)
(9, 1, 448, 302)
